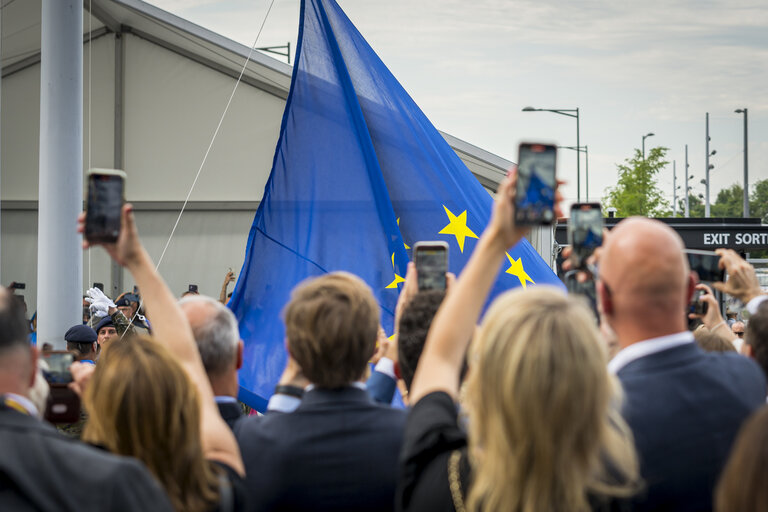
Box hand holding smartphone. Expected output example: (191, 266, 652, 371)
(41, 351, 81, 424)
(515, 143, 557, 225)
(84, 169, 126, 244)
(568, 203, 603, 270)
(685, 249, 725, 283)
(413, 241, 449, 291)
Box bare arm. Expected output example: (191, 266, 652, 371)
(408, 173, 535, 405)
(219, 270, 236, 304)
(79, 205, 244, 475)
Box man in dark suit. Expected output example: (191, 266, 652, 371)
(180, 295, 246, 429)
(235, 272, 407, 511)
(0, 287, 172, 512)
(598, 218, 766, 511)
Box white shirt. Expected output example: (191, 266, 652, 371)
(608, 331, 695, 375)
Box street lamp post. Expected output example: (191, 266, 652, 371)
(673, 160, 677, 216)
(735, 108, 749, 218)
(557, 145, 588, 201)
(704, 113, 716, 218)
(523, 106, 580, 201)
(685, 144, 691, 217)
(642, 132, 654, 160)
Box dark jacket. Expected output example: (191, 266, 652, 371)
(0, 403, 172, 512)
(618, 342, 766, 511)
(217, 399, 245, 431)
(235, 386, 407, 511)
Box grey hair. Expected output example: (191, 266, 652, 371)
(178, 295, 240, 377)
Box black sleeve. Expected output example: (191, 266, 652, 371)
(397, 391, 468, 512)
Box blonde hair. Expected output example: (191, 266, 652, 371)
(465, 287, 639, 512)
(83, 337, 219, 512)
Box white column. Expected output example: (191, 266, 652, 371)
(37, 0, 83, 348)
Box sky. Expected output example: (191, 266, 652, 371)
(151, 0, 768, 210)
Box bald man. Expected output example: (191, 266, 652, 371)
(598, 218, 765, 512)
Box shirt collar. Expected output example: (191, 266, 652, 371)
(2, 393, 39, 417)
(214, 395, 238, 404)
(608, 331, 694, 375)
(305, 382, 367, 392)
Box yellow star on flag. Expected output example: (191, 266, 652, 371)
(438, 206, 478, 253)
(386, 252, 406, 289)
(505, 253, 535, 289)
(396, 218, 410, 250)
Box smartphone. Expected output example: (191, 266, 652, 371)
(414, 241, 449, 291)
(568, 203, 603, 269)
(93, 282, 104, 292)
(685, 249, 725, 283)
(689, 289, 708, 316)
(10, 282, 25, 290)
(188, 284, 199, 294)
(41, 351, 81, 424)
(85, 169, 126, 244)
(515, 143, 557, 225)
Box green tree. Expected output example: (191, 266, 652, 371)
(604, 147, 670, 217)
(711, 183, 744, 217)
(750, 178, 768, 223)
(677, 193, 705, 218)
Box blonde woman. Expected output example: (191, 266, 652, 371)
(397, 172, 640, 512)
(75, 205, 246, 511)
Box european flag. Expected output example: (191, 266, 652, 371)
(229, 0, 563, 410)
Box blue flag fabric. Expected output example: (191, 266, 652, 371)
(229, 0, 563, 410)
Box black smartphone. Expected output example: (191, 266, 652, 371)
(85, 169, 126, 244)
(188, 284, 199, 293)
(93, 282, 104, 292)
(515, 143, 557, 225)
(685, 249, 725, 283)
(689, 289, 708, 316)
(41, 351, 81, 424)
(568, 203, 603, 269)
(414, 241, 449, 291)
(10, 282, 25, 290)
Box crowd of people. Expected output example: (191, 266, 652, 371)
(2, 171, 768, 511)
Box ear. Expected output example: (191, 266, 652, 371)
(236, 340, 244, 370)
(92, 342, 98, 355)
(28, 345, 38, 389)
(597, 280, 613, 316)
(743, 343, 755, 359)
(685, 272, 697, 305)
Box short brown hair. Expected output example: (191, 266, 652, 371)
(284, 272, 379, 388)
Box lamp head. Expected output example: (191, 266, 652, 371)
(522, 106, 537, 112)
(735, 109, 745, 114)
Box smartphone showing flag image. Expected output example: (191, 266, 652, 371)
(515, 143, 557, 225)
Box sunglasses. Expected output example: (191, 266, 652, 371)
(734, 332, 744, 337)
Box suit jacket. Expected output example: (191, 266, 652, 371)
(235, 386, 407, 511)
(217, 399, 245, 430)
(618, 343, 766, 511)
(0, 404, 173, 512)
(367, 369, 397, 405)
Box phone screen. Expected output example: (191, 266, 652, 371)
(685, 250, 725, 283)
(42, 352, 74, 384)
(415, 243, 448, 291)
(568, 203, 603, 269)
(515, 143, 557, 225)
(85, 172, 124, 243)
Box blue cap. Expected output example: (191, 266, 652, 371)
(64, 325, 97, 343)
(94, 316, 115, 334)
